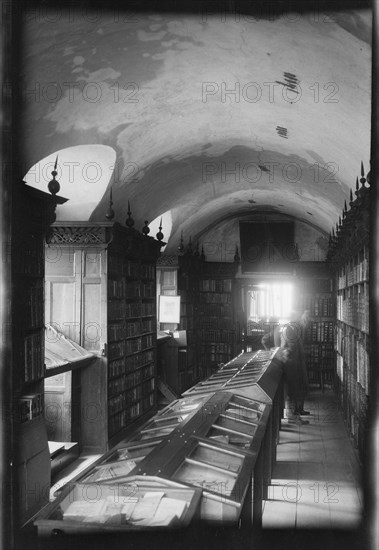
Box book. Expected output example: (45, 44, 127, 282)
(130, 491, 165, 523)
(148, 497, 188, 526)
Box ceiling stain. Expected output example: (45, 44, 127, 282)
(276, 126, 288, 139)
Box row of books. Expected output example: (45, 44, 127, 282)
(108, 319, 154, 342)
(304, 321, 334, 343)
(108, 280, 155, 299)
(197, 329, 235, 343)
(199, 292, 232, 304)
(199, 343, 233, 365)
(108, 365, 155, 398)
(338, 258, 369, 289)
(179, 290, 196, 303)
(23, 332, 44, 382)
(108, 350, 154, 379)
(14, 235, 43, 276)
(18, 393, 44, 423)
(180, 303, 193, 317)
(304, 343, 334, 370)
(335, 326, 369, 393)
(337, 288, 369, 332)
(108, 379, 155, 416)
(302, 278, 332, 293)
(108, 393, 155, 437)
(356, 339, 369, 393)
(344, 370, 369, 421)
(180, 316, 194, 330)
(199, 279, 232, 293)
(198, 316, 237, 330)
(303, 296, 334, 317)
(25, 283, 44, 329)
(108, 365, 154, 400)
(197, 303, 232, 317)
(108, 335, 154, 360)
(108, 301, 155, 320)
(108, 257, 155, 281)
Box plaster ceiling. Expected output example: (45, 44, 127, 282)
(21, 7, 371, 249)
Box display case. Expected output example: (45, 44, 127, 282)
(182, 349, 284, 474)
(127, 391, 272, 526)
(34, 476, 202, 535)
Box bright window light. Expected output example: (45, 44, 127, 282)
(248, 282, 293, 322)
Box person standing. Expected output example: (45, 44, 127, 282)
(280, 309, 310, 424)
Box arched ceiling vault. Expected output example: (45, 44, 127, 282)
(21, 8, 371, 247)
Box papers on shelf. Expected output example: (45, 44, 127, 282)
(130, 491, 165, 523)
(63, 492, 188, 527)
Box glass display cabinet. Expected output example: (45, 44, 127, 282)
(34, 476, 202, 536)
(76, 394, 209, 485)
(182, 349, 284, 472)
(128, 391, 272, 526)
(34, 352, 284, 534)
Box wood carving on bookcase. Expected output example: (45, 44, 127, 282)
(327, 165, 370, 459)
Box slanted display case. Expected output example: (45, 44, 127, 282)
(36, 352, 283, 533)
(75, 394, 209, 485)
(128, 391, 272, 526)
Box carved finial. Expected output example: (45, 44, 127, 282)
(360, 162, 366, 187)
(349, 188, 353, 203)
(156, 218, 164, 242)
(48, 155, 60, 195)
(344, 200, 347, 212)
(234, 244, 240, 263)
(142, 220, 150, 236)
(194, 242, 200, 257)
(178, 231, 184, 253)
(200, 244, 206, 261)
(126, 200, 134, 227)
(105, 187, 115, 220)
(332, 227, 335, 238)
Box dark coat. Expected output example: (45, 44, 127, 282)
(280, 321, 309, 402)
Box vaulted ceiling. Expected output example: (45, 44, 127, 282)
(21, 6, 371, 250)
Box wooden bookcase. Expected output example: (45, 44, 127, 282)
(327, 175, 370, 459)
(156, 254, 202, 394)
(290, 262, 335, 389)
(197, 262, 240, 379)
(11, 182, 67, 526)
(295, 274, 335, 389)
(45, 222, 162, 452)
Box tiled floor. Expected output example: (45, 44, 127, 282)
(263, 389, 363, 530)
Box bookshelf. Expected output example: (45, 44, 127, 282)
(45, 221, 162, 452)
(12, 182, 67, 526)
(293, 266, 335, 389)
(197, 262, 240, 379)
(327, 168, 370, 459)
(156, 253, 201, 394)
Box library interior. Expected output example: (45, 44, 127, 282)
(2, 1, 377, 549)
